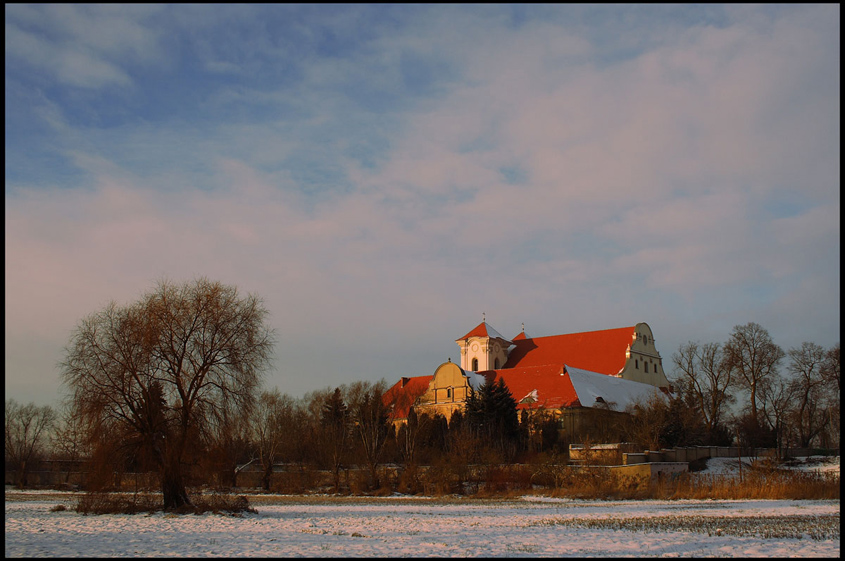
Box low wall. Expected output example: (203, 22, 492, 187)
(623, 453, 647, 465)
(610, 462, 688, 480)
(634, 446, 792, 464)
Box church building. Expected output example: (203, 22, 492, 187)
(383, 320, 671, 441)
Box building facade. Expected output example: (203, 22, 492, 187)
(383, 321, 671, 438)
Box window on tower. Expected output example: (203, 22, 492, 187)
(472, 358, 478, 371)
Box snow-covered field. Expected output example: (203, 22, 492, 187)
(5, 457, 840, 558)
(5, 494, 839, 557)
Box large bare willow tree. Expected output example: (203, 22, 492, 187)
(61, 278, 274, 509)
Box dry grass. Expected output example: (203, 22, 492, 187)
(536, 468, 839, 501)
(665, 470, 840, 501)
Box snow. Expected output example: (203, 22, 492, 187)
(519, 389, 539, 404)
(464, 369, 488, 391)
(5, 492, 839, 557)
(566, 365, 665, 410)
(481, 322, 508, 342)
(700, 455, 840, 478)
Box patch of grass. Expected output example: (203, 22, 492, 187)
(530, 514, 840, 540)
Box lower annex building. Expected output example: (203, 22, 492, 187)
(383, 320, 672, 443)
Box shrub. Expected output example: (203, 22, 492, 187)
(75, 491, 256, 515)
(397, 465, 422, 495)
(476, 465, 534, 497)
(76, 492, 160, 515)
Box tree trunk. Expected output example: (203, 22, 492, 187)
(17, 460, 28, 489)
(161, 457, 191, 510)
(263, 466, 272, 492)
(332, 466, 341, 493)
(369, 464, 379, 490)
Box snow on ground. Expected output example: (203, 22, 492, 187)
(5, 493, 839, 557)
(698, 455, 840, 477)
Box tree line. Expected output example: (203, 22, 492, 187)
(630, 322, 840, 457)
(5, 279, 840, 506)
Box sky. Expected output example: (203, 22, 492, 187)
(5, 4, 840, 408)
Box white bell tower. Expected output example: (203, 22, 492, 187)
(455, 313, 511, 372)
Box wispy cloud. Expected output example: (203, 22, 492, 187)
(5, 5, 839, 404)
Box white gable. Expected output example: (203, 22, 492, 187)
(566, 365, 665, 410)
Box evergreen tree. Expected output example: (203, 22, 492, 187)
(465, 378, 522, 460)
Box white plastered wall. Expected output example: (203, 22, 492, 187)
(618, 322, 670, 387)
(458, 336, 509, 371)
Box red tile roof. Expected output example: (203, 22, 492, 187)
(382, 375, 432, 421)
(503, 326, 635, 375)
(456, 322, 510, 342)
(478, 365, 581, 410)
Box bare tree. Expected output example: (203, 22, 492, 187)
(50, 402, 92, 487)
(786, 342, 829, 448)
(757, 373, 795, 459)
(317, 387, 351, 493)
(203, 398, 255, 489)
(819, 343, 840, 448)
(672, 341, 734, 443)
(821, 343, 840, 392)
(5, 399, 55, 488)
(397, 408, 421, 466)
(724, 322, 784, 428)
(623, 393, 670, 451)
(252, 389, 298, 491)
(351, 380, 390, 490)
(60, 278, 274, 509)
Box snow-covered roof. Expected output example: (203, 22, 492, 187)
(566, 365, 665, 410)
(463, 370, 489, 391)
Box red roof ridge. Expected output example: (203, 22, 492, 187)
(503, 326, 637, 374)
(456, 322, 511, 342)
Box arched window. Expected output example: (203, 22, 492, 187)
(645, 362, 649, 373)
(446, 388, 452, 399)
(494, 358, 500, 369)
(635, 359, 639, 369)
(472, 358, 478, 371)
